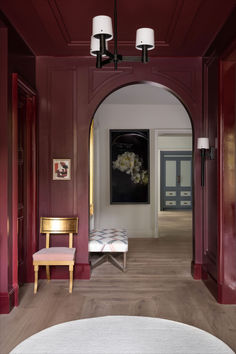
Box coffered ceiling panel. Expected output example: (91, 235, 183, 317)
(0, 0, 235, 57)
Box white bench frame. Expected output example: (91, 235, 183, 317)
(89, 228, 128, 272)
(90, 252, 127, 272)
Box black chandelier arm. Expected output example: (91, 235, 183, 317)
(99, 34, 107, 56)
(141, 45, 148, 63)
(95, 50, 114, 68)
(96, 55, 113, 68)
(96, 52, 150, 68)
(101, 58, 113, 66)
(96, 52, 102, 68)
(96, 50, 121, 69)
(104, 50, 114, 59)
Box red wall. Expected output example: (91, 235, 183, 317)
(202, 8, 236, 304)
(0, 4, 236, 316)
(0, 25, 10, 312)
(218, 56, 236, 303)
(0, 13, 35, 314)
(203, 57, 219, 287)
(36, 56, 203, 280)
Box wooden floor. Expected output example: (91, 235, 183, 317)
(1, 211, 236, 353)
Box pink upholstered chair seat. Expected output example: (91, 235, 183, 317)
(33, 247, 76, 261)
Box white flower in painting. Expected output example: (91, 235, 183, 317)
(140, 170, 148, 184)
(131, 172, 141, 184)
(113, 151, 148, 185)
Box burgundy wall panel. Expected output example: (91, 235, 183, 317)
(203, 7, 236, 304)
(203, 57, 219, 285)
(50, 69, 76, 217)
(0, 15, 36, 313)
(38, 68, 78, 238)
(218, 58, 236, 303)
(37, 56, 203, 279)
(0, 27, 10, 313)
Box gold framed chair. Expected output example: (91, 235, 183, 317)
(33, 217, 78, 294)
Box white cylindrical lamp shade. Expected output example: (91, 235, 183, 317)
(92, 15, 113, 40)
(90, 36, 108, 56)
(197, 137, 209, 149)
(136, 28, 155, 50)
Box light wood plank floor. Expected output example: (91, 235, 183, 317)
(1, 211, 236, 353)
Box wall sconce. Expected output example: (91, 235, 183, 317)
(197, 137, 209, 187)
(197, 137, 216, 186)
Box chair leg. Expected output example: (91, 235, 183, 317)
(34, 265, 39, 294)
(46, 265, 50, 281)
(69, 265, 73, 293)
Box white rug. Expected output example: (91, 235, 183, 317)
(10, 316, 234, 354)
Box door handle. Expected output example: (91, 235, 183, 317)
(177, 175, 180, 184)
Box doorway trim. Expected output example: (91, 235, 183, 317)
(89, 76, 203, 281)
(160, 151, 192, 210)
(90, 84, 193, 242)
(154, 129, 192, 225)
(12, 73, 37, 306)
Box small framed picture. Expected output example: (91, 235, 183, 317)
(53, 159, 71, 180)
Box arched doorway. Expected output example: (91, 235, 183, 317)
(89, 82, 194, 275)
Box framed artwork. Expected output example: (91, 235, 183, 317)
(110, 129, 150, 204)
(53, 159, 71, 180)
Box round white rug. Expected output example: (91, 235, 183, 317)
(10, 316, 234, 354)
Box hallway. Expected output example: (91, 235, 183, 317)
(1, 211, 236, 353)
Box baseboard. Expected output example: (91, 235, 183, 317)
(203, 275, 218, 301)
(191, 261, 203, 279)
(74, 263, 90, 279)
(218, 283, 236, 304)
(201, 267, 236, 304)
(0, 288, 15, 314)
(39, 263, 90, 280)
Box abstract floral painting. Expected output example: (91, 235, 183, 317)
(53, 159, 71, 180)
(110, 130, 149, 203)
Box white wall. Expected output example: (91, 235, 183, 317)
(93, 103, 191, 238)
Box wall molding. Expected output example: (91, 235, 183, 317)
(89, 66, 133, 103)
(191, 261, 203, 280)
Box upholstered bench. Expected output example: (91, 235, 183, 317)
(89, 228, 128, 271)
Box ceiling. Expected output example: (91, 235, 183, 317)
(103, 84, 181, 105)
(0, 0, 235, 57)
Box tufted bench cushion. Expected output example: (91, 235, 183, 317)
(89, 228, 128, 253)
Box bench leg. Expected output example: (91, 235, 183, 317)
(90, 254, 108, 270)
(34, 265, 39, 294)
(46, 265, 50, 281)
(69, 265, 73, 293)
(123, 252, 127, 271)
(109, 254, 125, 272)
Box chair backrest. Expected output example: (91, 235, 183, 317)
(40, 217, 78, 248)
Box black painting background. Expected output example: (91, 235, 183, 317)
(110, 129, 149, 203)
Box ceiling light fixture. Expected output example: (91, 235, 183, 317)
(90, 0, 155, 70)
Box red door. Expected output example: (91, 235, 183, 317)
(17, 92, 27, 285)
(12, 74, 37, 305)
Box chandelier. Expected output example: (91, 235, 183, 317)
(90, 0, 155, 70)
